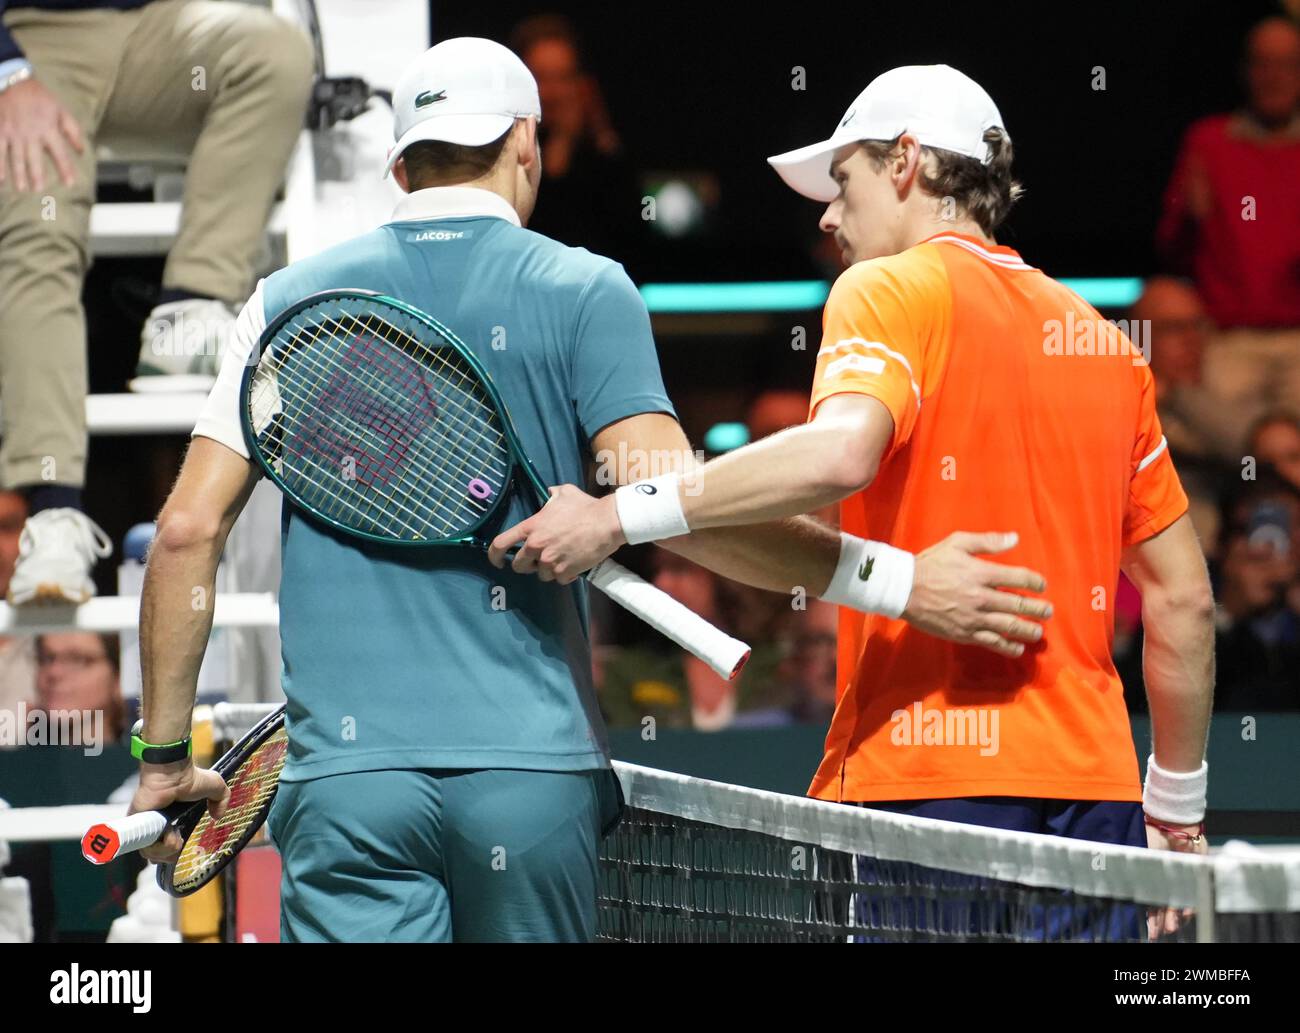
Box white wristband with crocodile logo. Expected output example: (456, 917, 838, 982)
(820, 532, 915, 618)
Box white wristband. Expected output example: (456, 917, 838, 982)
(0, 59, 33, 95)
(820, 532, 915, 618)
(614, 473, 689, 545)
(1142, 755, 1208, 825)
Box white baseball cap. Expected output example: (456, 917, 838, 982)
(384, 37, 541, 177)
(767, 64, 1005, 202)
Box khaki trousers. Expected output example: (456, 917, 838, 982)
(0, 0, 313, 488)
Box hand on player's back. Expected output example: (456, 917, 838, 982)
(488, 484, 626, 583)
(902, 532, 1052, 658)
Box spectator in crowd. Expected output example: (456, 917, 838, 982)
(599, 549, 790, 731)
(1130, 276, 1242, 561)
(1212, 474, 1300, 711)
(1135, 277, 1258, 462)
(1119, 471, 1300, 713)
(33, 632, 126, 747)
(1246, 410, 1300, 493)
(1156, 16, 1300, 415)
(772, 598, 838, 725)
(1118, 295, 1300, 698)
(0, 0, 314, 605)
(6, 629, 133, 942)
(510, 14, 645, 270)
(0, 491, 35, 716)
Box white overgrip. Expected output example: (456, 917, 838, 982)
(82, 811, 168, 864)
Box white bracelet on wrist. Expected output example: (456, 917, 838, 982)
(1142, 755, 1208, 825)
(819, 532, 915, 618)
(0, 60, 33, 95)
(613, 473, 689, 545)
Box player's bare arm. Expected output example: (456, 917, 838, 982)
(130, 436, 260, 860)
(490, 403, 1052, 657)
(1121, 512, 1215, 831)
(1121, 512, 1215, 936)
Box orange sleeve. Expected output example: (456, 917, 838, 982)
(1123, 362, 1189, 547)
(808, 247, 951, 456)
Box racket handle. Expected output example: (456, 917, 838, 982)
(82, 811, 168, 865)
(587, 559, 751, 680)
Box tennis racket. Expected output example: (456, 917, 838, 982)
(238, 288, 750, 678)
(81, 704, 287, 897)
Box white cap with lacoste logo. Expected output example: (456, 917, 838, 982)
(384, 37, 541, 178)
(767, 64, 1006, 202)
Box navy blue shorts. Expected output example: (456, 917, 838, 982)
(849, 796, 1146, 942)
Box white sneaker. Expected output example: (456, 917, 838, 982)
(7, 509, 113, 606)
(129, 297, 238, 394)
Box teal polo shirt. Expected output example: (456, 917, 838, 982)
(196, 186, 674, 781)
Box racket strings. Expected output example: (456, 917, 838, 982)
(279, 312, 483, 537)
(168, 728, 289, 894)
(253, 300, 514, 540)
(272, 305, 509, 534)
(316, 308, 510, 535)
(259, 310, 462, 537)
(331, 307, 513, 525)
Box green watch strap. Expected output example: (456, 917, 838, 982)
(130, 719, 193, 763)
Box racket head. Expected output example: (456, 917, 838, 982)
(155, 705, 288, 898)
(240, 290, 544, 548)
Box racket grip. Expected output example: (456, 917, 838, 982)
(82, 811, 168, 865)
(587, 559, 751, 680)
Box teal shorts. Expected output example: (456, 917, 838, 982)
(265, 766, 622, 942)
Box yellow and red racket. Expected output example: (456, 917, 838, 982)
(81, 704, 286, 897)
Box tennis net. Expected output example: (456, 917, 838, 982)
(208, 704, 1300, 944)
(599, 763, 1300, 944)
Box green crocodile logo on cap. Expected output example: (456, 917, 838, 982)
(415, 89, 447, 109)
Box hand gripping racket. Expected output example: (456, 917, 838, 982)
(237, 289, 750, 678)
(82, 705, 287, 896)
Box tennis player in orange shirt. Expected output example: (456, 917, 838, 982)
(495, 64, 1214, 936)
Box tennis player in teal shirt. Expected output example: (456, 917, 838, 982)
(130, 37, 671, 942)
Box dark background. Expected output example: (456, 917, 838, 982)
(431, 0, 1281, 279)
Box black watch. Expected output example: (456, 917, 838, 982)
(129, 719, 193, 764)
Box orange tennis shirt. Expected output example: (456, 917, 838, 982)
(807, 232, 1188, 804)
